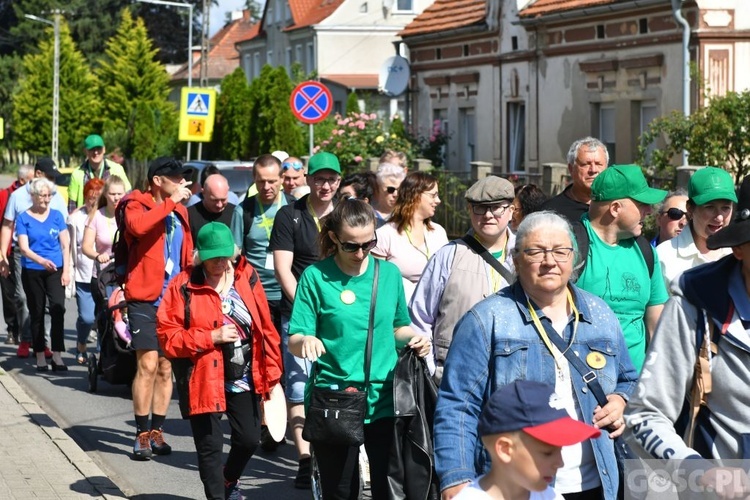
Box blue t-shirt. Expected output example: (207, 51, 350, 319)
(15, 209, 67, 271)
(155, 213, 184, 306)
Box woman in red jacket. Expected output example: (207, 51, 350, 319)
(157, 222, 283, 500)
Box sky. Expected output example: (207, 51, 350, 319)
(209, 0, 253, 36)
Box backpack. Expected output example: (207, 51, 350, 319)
(241, 192, 296, 245)
(113, 192, 137, 286)
(571, 221, 655, 278)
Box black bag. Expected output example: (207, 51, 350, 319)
(302, 260, 379, 447)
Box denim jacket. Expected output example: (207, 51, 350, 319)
(434, 281, 638, 498)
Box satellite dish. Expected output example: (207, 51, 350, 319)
(379, 55, 410, 97)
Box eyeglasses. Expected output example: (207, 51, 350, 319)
(385, 186, 398, 194)
(282, 161, 304, 171)
(313, 176, 340, 187)
(422, 191, 439, 199)
(471, 204, 513, 217)
(661, 208, 687, 221)
(522, 247, 575, 263)
(335, 235, 378, 253)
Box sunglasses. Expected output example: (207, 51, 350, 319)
(385, 186, 398, 194)
(661, 208, 687, 221)
(335, 235, 378, 253)
(282, 161, 304, 171)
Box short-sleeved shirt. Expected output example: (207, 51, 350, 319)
(541, 184, 589, 223)
(576, 217, 669, 371)
(86, 208, 118, 278)
(4, 183, 67, 244)
(236, 194, 289, 302)
(16, 210, 67, 270)
(454, 479, 562, 500)
(67, 208, 95, 283)
(156, 213, 183, 306)
(268, 194, 321, 317)
(372, 221, 449, 301)
(289, 256, 411, 422)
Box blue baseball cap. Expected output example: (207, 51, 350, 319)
(478, 380, 601, 446)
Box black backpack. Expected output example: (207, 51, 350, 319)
(571, 222, 655, 279)
(112, 192, 137, 285)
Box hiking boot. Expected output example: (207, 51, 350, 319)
(260, 425, 281, 452)
(224, 479, 244, 500)
(294, 457, 311, 489)
(4, 334, 16, 345)
(132, 432, 152, 461)
(16, 341, 30, 358)
(149, 428, 172, 456)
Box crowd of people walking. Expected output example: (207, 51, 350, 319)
(0, 133, 749, 500)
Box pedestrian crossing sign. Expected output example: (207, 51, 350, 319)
(179, 87, 216, 142)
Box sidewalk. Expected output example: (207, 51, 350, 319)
(0, 367, 126, 499)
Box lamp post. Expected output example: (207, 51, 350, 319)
(25, 12, 60, 164)
(136, 0, 193, 160)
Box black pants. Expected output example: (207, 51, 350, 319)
(189, 390, 262, 500)
(21, 268, 65, 353)
(312, 417, 395, 500)
(0, 254, 17, 338)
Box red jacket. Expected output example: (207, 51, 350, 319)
(0, 181, 20, 257)
(155, 256, 283, 415)
(123, 190, 193, 302)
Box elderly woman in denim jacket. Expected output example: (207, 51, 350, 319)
(434, 211, 638, 500)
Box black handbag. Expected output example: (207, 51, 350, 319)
(302, 260, 379, 447)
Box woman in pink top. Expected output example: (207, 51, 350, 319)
(372, 172, 448, 300)
(81, 175, 126, 353)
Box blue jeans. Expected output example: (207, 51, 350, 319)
(280, 315, 312, 403)
(75, 281, 95, 345)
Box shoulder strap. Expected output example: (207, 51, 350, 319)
(571, 222, 589, 278)
(635, 235, 655, 277)
(180, 284, 191, 330)
(364, 259, 379, 389)
(241, 196, 257, 244)
(461, 234, 514, 284)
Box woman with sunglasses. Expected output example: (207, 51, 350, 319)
(288, 199, 430, 499)
(371, 171, 449, 300)
(371, 163, 406, 227)
(656, 167, 736, 293)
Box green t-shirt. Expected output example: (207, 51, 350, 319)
(289, 255, 411, 422)
(576, 217, 668, 371)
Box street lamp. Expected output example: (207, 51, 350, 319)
(136, 0, 193, 160)
(25, 12, 60, 164)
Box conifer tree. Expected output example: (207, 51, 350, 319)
(248, 65, 304, 156)
(346, 91, 360, 114)
(216, 67, 252, 160)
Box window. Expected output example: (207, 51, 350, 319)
(275, 3, 281, 24)
(285, 47, 292, 72)
(243, 54, 251, 78)
(395, 0, 412, 11)
(507, 102, 526, 172)
(459, 108, 476, 170)
(296, 45, 302, 64)
(285, 3, 291, 22)
(306, 43, 314, 73)
(639, 18, 648, 34)
(267, 7, 274, 25)
(267, 50, 273, 65)
(599, 104, 616, 163)
(640, 102, 658, 162)
(433, 109, 448, 167)
(253, 52, 260, 77)
(511, 36, 518, 51)
(596, 25, 605, 39)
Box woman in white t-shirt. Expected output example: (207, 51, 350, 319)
(371, 171, 448, 301)
(81, 175, 126, 358)
(67, 178, 104, 364)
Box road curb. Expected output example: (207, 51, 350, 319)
(0, 367, 127, 499)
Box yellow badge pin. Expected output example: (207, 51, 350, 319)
(340, 290, 356, 305)
(586, 352, 606, 370)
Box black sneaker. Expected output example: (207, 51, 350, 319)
(224, 479, 244, 500)
(260, 425, 281, 452)
(294, 457, 312, 489)
(149, 428, 172, 456)
(132, 432, 152, 461)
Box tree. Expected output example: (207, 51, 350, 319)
(215, 67, 252, 160)
(346, 91, 360, 114)
(12, 21, 98, 157)
(638, 90, 750, 185)
(96, 9, 178, 171)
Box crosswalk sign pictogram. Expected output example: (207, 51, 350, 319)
(179, 88, 216, 142)
(290, 81, 333, 124)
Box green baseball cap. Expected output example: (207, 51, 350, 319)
(307, 152, 341, 176)
(84, 134, 105, 150)
(688, 167, 737, 206)
(197, 222, 235, 261)
(591, 165, 667, 205)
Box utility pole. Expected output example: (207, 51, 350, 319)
(197, 0, 210, 160)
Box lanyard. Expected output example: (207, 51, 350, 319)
(258, 193, 283, 240)
(527, 288, 579, 372)
(475, 233, 506, 292)
(85, 160, 105, 182)
(307, 198, 321, 232)
(404, 227, 430, 259)
(166, 213, 176, 259)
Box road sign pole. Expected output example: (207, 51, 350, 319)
(309, 123, 313, 157)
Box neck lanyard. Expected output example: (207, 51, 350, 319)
(258, 193, 283, 240)
(86, 160, 105, 181)
(405, 226, 430, 259)
(475, 233, 506, 292)
(166, 213, 176, 259)
(527, 288, 579, 372)
(307, 198, 321, 232)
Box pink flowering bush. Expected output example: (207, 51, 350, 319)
(413, 119, 449, 168)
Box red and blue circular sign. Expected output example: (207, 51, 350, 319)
(290, 81, 333, 124)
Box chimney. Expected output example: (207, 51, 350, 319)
(230, 10, 244, 22)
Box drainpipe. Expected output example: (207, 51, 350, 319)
(671, 0, 690, 166)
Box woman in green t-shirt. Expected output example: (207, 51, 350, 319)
(288, 198, 430, 500)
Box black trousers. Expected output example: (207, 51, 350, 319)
(312, 417, 395, 500)
(21, 268, 65, 353)
(0, 254, 17, 338)
(189, 390, 262, 500)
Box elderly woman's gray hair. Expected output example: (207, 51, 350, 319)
(376, 162, 406, 186)
(29, 177, 57, 197)
(511, 211, 582, 279)
(192, 244, 242, 266)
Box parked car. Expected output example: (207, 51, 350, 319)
(183, 160, 256, 202)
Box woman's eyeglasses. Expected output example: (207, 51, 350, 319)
(282, 161, 304, 171)
(385, 186, 398, 194)
(522, 247, 574, 263)
(661, 208, 687, 221)
(335, 235, 378, 253)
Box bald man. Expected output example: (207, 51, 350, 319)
(187, 174, 242, 245)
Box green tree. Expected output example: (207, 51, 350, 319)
(248, 65, 304, 156)
(12, 21, 98, 157)
(346, 91, 360, 114)
(215, 67, 252, 159)
(96, 9, 177, 170)
(638, 90, 750, 185)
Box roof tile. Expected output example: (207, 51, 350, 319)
(400, 0, 486, 38)
(285, 0, 346, 31)
(519, 0, 619, 18)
